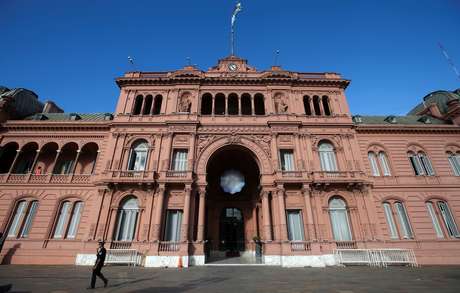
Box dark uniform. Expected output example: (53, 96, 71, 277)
(90, 245, 108, 289)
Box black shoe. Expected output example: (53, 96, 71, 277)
(104, 279, 108, 288)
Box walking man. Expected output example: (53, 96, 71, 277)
(88, 240, 108, 289)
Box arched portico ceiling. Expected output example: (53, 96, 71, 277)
(195, 135, 273, 176)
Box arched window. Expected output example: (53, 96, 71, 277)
(0, 142, 19, 173)
(254, 93, 265, 115)
(319, 141, 338, 171)
(214, 93, 225, 115)
(322, 96, 331, 116)
(303, 96, 312, 115)
(53, 142, 78, 175)
(201, 93, 212, 115)
(329, 197, 352, 241)
(382, 200, 413, 239)
(241, 93, 252, 115)
(152, 95, 162, 115)
(12, 142, 39, 174)
(313, 95, 321, 115)
(143, 95, 153, 115)
(426, 200, 460, 238)
(53, 200, 83, 239)
(132, 95, 143, 115)
(408, 151, 434, 176)
(114, 196, 139, 241)
(378, 152, 391, 176)
(368, 152, 380, 176)
(228, 93, 238, 115)
(447, 152, 460, 176)
(127, 140, 148, 171)
(7, 199, 39, 238)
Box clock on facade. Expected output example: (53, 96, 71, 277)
(228, 63, 238, 71)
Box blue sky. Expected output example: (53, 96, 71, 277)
(1, 0, 459, 115)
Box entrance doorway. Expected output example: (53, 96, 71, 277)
(204, 145, 262, 264)
(220, 208, 244, 256)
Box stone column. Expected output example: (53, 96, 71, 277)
(29, 149, 41, 173)
(302, 184, 316, 240)
(261, 190, 272, 241)
(196, 187, 206, 241)
(225, 95, 228, 115)
(181, 185, 192, 241)
(277, 186, 288, 240)
(238, 95, 242, 115)
(251, 96, 255, 115)
(152, 185, 166, 241)
(71, 149, 81, 174)
(211, 96, 215, 115)
(309, 98, 315, 116)
(7, 149, 21, 174)
(318, 97, 325, 116)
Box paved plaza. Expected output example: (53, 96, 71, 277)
(0, 265, 459, 293)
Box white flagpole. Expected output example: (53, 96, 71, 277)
(231, 2, 242, 56)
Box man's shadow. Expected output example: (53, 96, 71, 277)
(1, 244, 20, 265)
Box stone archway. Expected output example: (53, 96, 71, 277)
(202, 143, 263, 263)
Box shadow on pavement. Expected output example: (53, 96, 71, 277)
(126, 276, 228, 293)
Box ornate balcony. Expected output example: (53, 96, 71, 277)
(311, 171, 367, 185)
(276, 170, 308, 183)
(162, 170, 194, 183)
(0, 173, 93, 185)
(102, 170, 156, 184)
(290, 241, 312, 252)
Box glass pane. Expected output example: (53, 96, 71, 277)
(426, 202, 444, 238)
(7, 201, 27, 237)
(409, 155, 424, 175)
(379, 152, 391, 176)
(383, 203, 398, 239)
(20, 201, 38, 238)
(438, 201, 460, 237)
(53, 202, 71, 238)
(448, 155, 460, 176)
(330, 210, 352, 241)
(395, 202, 413, 238)
(66, 202, 83, 239)
(173, 150, 188, 171)
(165, 210, 183, 241)
(287, 211, 304, 241)
(419, 154, 435, 176)
(280, 150, 294, 171)
(368, 152, 380, 176)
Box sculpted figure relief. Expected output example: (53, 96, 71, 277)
(178, 93, 192, 113)
(274, 94, 288, 114)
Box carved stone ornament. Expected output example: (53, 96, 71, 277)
(274, 94, 289, 114)
(178, 93, 192, 113)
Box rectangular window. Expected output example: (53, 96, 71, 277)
(383, 203, 398, 239)
(320, 152, 338, 172)
(53, 202, 71, 238)
(426, 202, 444, 238)
(286, 210, 304, 241)
(395, 202, 413, 239)
(20, 201, 38, 238)
(409, 155, 424, 176)
(164, 210, 183, 242)
(368, 153, 380, 176)
(280, 150, 295, 171)
(7, 201, 27, 237)
(66, 202, 83, 239)
(172, 150, 188, 171)
(419, 154, 435, 176)
(438, 201, 460, 238)
(448, 155, 460, 176)
(379, 152, 392, 176)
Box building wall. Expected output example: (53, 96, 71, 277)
(0, 57, 459, 266)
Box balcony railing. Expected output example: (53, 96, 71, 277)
(166, 170, 188, 178)
(335, 240, 358, 249)
(311, 171, 365, 183)
(290, 241, 311, 252)
(104, 170, 155, 183)
(159, 241, 180, 252)
(281, 171, 303, 178)
(0, 173, 92, 184)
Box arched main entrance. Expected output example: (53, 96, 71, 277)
(205, 145, 261, 262)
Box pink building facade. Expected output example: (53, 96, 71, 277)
(0, 56, 459, 267)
